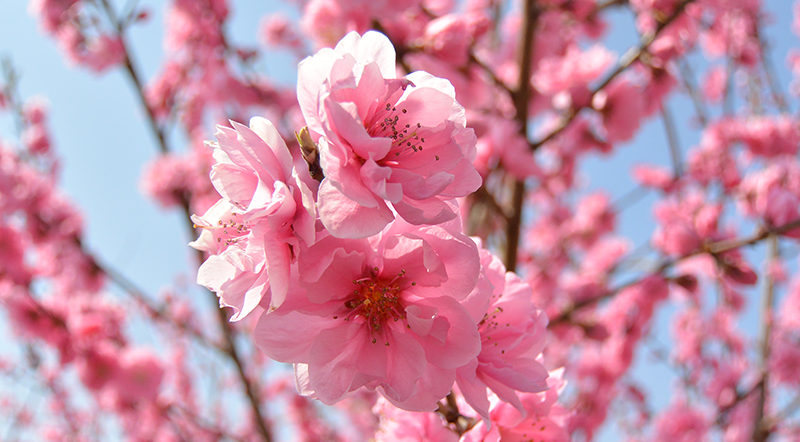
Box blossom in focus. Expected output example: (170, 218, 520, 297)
(297, 31, 481, 238)
(462, 368, 570, 442)
(457, 243, 549, 421)
(191, 117, 317, 320)
(255, 217, 482, 410)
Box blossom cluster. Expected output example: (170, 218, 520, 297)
(192, 31, 556, 426)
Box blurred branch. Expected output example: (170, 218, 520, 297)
(755, 27, 789, 113)
(1, 57, 26, 137)
(550, 218, 800, 326)
(468, 52, 515, 96)
(751, 234, 778, 442)
(529, 0, 695, 151)
(676, 58, 709, 126)
(96, 2, 273, 440)
(723, 58, 735, 115)
(661, 103, 683, 178)
(90, 252, 227, 354)
(504, 0, 541, 272)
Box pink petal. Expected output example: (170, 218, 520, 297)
(392, 196, 456, 226)
(407, 296, 481, 369)
(318, 179, 394, 238)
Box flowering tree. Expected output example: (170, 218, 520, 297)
(1, 0, 800, 440)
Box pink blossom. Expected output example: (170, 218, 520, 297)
(110, 347, 165, 404)
(23, 97, 48, 125)
(687, 139, 741, 191)
(654, 400, 709, 442)
(592, 78, 645, 144)
(297, 31, 481, 238)
(581, 237, 630, 276)
(420, 15, 471, 67)
(165, 0, 228, 52)
(534, 45, 613, 110)
(255, 219, 482, 410)
(140, 153, 193, 208)
(772, 331, 800, 385)
(191, 117, 317, 320)
(737, 161, 800, 237)
(702, 65, 727, 103)
(705, 358, 745, 408)
(779, 279, 800, 330)
(462, 368, 570, 442)
(569, 193, 615, 248)
(373, 396, 458, 442)
(0, 224, 32, 286)
(75, 343, 121, 391)
(652, 193, 721, 257)
(474, 117, 539, 179)
(737, 116, 800, 158)
(632, 164, 676, 192)
(300, 0, 370, 48)
(28, 0, 80, 34)
(641, 66, 678, 117)
(56, 27, 125, 73)
(456, 244, 549, 421)
(260, 13, 304, 52)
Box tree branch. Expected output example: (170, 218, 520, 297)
(504, 0, 540, 272)
(549, 218, 800, 327)
(97, 2, 273, 440)
(529, 0, 695, 151)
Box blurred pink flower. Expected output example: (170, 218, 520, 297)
(373, 396, 459, 442)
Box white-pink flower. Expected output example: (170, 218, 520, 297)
(191, 117, 316, 320)
(254, 217, 482, 411)
(297, 31, 481, 238)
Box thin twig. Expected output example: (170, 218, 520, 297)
(96, 2, 273, 440)
(676, 58, 709, 126)
(92, 253, 227, 354)
(755, 28, 789, 113)
(529, 0, 695, 151)
(661, 103, 683, 177)
(468, 52, 515, 96)
(751, 234, 778, 442)
(549, 218, 800, 326)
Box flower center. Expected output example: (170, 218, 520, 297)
(195, 213, 251, 249)
(368, 103, 427, 161)
(338, 268, 410, 343)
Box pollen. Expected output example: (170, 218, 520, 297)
(342, 269, 408, 334)
(367, 102, 426, 160)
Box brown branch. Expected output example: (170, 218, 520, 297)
(468, 51, 515, 96)
(755, 27, 789, 114)
(752, 234, 778, 442)
(529, 0, 695, 152)
(503, 0, 540, 273)
(676, 58, 709, 126)
(91, 253, 227, 354)
(436, 392, 477, 436)
(96, 2, 272, 440)
(661, 103, 683, 177)
(549, 218, 800, 327)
